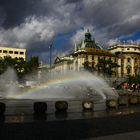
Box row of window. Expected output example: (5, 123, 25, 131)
(85, 55, 117, 62)
(0, 50, 24, 55)
(127, 58, 138, 63)
(122, 48, 139, 51)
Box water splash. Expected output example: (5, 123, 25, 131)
(0, 67, 18, 98)
(9, 71, 118, 102)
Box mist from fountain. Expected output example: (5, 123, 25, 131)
(5, 71, 118, 102)
(0, 67, 18, 98)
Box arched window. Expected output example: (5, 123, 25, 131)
(92, 55, 94, 60)
(127, 58, 131, 63)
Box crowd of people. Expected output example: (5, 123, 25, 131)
(122, 83, 140, 92)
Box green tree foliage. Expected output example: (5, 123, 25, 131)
(96, 58, 120, 75)
(127, 75, 140, 85)
(27, 56, 39, 73)
(0, 56, 39, 79)
(83, 61, 94, 72)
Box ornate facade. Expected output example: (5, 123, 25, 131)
(108, 43, 140, 77)
(53, 31, 118, 76)
(53, 30, 140, 77)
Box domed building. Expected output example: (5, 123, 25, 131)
(53, 30, 118, 75)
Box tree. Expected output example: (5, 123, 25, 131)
(0, 56, 39, 79)
(96, 58, 120, 76)
(127, 75, 140, 85)
(27, 56, 39, 73)
(83, 61, 94, 72)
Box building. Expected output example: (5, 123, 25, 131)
(108, 43, 140, 77)
(53, 30, 118, 76)
(0, 47, 26, 60)
(53, 31, 140, 77)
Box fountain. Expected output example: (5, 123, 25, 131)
(8, 71, 118, 100)
(0, 69, 119, 112)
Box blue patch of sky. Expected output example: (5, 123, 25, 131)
(54, 31, 75, 50)
(119, 31, 140, 42)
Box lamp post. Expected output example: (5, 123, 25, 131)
(49, 43, 53, 71)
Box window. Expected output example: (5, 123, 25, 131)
(135, 58, 137, 63)
(135, 69, 137, 75)
(92, 55, 94, 60)
(14, 51, 18, 54)
(127, 58, 131, 62)
(20, 52, 24, 55)
(3, 50, 7, 53)
(86, 55, 88, 60)
(9, 51, 13, 54)
(0, 50, 2, 53)
(127, 48, 130, 50)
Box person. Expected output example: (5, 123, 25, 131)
(137, 84, 140, 93)
(133, 83, 136, 92)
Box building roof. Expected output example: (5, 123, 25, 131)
(76, 30, 102, 50)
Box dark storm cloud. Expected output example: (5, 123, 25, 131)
(0, 0, 47, 28)
(0, 0, 81, 28)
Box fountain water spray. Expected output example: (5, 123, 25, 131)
(7, 71, 118, 102)
(0, 67, 18, 98)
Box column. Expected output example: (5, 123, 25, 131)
(118, 58, 121, 77)
(131, 58, 135, 75)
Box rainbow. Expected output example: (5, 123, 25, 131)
(8, 75, 84, 99)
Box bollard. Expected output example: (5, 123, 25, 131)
(106, 99, 118, 109)
(82, 101, 94, 110)
(33, 102, 47, 114)
(129, 95, 138, 104)
(55, 101, 68, 112)
(0, 102, 6, 115)
(118, 95, 129, 107)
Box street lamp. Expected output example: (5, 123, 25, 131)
(49, 43, 53, 70)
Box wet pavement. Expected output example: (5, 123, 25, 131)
(86, 131, 140, 140)
(1, 99, 140, 123)
(1, 111, 140, 140)
(1, 99, 140, 139)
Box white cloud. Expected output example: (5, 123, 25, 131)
(107, 38, 120, 46)
(0, 0, 140, 52)
(0, 15, 78, 48)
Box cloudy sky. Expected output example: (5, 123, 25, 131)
(0, 0, 140, 63)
